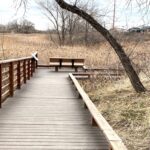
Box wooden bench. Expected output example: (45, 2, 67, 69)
(49, 58, 85, 72)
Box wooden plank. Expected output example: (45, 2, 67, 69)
(0, 146, 108, 150)
(2, 70, 9, 76)
(69, 73, 127, 150)
(9, 62, 14, 97)
(0, 64, 2, 108)
(72, 73, 92, 79)
(13, 83, 18, 90)
(50, 58, 84, 61)
(0, 57, 32, 65)
(0, 69, 109, 150)
(38, 64, 50, 68)
(49, 58, 84, 71)
(2, 77, 9, 86)
(2, 90, 10, 102)
(23, 60, 27, 84)
(2, 83, 10, 92)
(17, 61, 21, 89)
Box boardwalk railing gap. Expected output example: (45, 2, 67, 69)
(69, 73, 127, 150)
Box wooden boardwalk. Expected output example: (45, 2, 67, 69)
(0, 68, 109, 150)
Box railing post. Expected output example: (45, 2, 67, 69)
(23, 60, 27, 84)
(9, 62, 14, 97)
(17, 61, 21, 89)
(31, 59, 34, 77)
(0, 64, 2, 108)
(27, 60, 30, 80)
(33, 58, 36, 73)
(84, 103, 87, 109)
(35, 53, 38, 68)
(109, 145, 113, 150)
(31, 58, 36, 75)
(92, 118, 98, 127)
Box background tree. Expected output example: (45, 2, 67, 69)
(38, 0, 68, 46)
(19, 19, 35, 33)
(7, 20, 19, 33)
(7, 19, 35, 34)
(38, 0, 100, 46)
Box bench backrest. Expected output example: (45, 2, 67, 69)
(50, 58, 84, 64)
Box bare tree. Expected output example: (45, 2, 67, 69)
(38, 0, 102, 46)
(126, 0, 150, 8)
(55, 0, 146, 93)
(38, 0, 68, 46)
(7, 20, 19, 33)
(66, 11, 80, 45)
(7, 19, 35, 33)
(126, 0, 150, 15)
(19, 19, 35, 33)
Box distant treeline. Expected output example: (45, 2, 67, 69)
(0, 19, 149, 46)
(0, 19, 46, 34)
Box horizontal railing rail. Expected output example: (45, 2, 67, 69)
(83, 66, 125, 74)
(69, 73, 127, 150)
(0, 54, 38, 108)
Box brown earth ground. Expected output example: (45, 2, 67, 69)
(0, 33, 150, 150)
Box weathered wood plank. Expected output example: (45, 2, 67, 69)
(0, 69, 109, 150)
(69, 73, 127, 150)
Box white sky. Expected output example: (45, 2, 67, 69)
(0, 0, 149, 30)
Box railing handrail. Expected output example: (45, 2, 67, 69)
(69, 73, 127, 150)
(0, 52, 38, 64)
(0, 57, 32, 64)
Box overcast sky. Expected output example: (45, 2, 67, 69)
(0, 0, 149, 30)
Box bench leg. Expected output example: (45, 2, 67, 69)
(75, 67, 78, 72)
(55, 67, 58, 72)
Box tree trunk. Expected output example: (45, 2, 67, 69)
(85, 21, 89, 46)
(55, 0, 146, 93)
(61, 11, 66, 45)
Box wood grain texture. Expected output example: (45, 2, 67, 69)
(69, 73, 127, 150)
(0, 64, 2, 108)
(0, 57, 36, 108)
(0, 69, 109, 150)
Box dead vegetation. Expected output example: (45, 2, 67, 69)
(80, 74, 150, 150)
(0, 33, 150, 69)
(0, 33, 150, 149)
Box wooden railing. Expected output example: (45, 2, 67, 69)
(0, 55, 38, 108)
(69, 73, 127, 150)
(83, 66, 125, 74)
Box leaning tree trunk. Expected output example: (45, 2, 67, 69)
(55, 0, 146, 93)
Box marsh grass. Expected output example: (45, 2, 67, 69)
(80, 73, 150, 150)
(0, 33, 150, 150)
(1, 33, 150, 70)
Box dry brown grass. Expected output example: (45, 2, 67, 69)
(80, 74, 150, 150)
(1, 33, 149, 70)
(0, 33, 150, 150)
